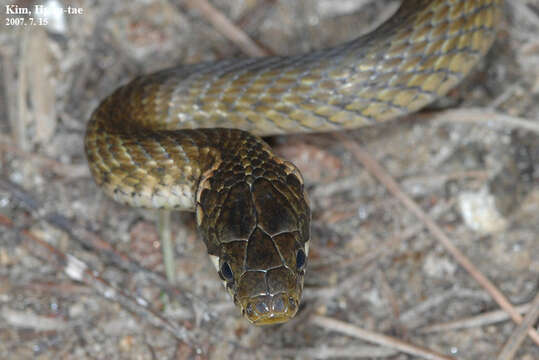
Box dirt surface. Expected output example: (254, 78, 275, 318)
(1, 0, 538, 359)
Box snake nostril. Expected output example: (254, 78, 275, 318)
(273, 296, 286, 313)
(255, 301, 270, 315)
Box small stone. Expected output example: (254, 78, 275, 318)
(458, 188, 508, 234)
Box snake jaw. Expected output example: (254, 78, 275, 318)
(211, 252, 305, 325)
(240, 293, 300, 325)
(232, 259, 306, 325)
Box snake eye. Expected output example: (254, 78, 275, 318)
(220, 262, 234, 282)
(296, 249, 306, 271)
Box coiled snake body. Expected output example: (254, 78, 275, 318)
(85, 0, 502, 325)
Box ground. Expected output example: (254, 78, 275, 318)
(0, 0, 538, 359)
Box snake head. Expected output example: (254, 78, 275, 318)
(214, 228, 309, 325)
(196, 132, 310, 325)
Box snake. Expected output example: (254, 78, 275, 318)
(84, 0, 502, 325)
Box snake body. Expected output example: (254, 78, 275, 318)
(85, 0, 501, 325)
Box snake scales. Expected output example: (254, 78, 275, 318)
(85, 0, 502, 325)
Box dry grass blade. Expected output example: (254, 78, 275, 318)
(16, 29, 30, 151)
(0, 136, 89, 178)
(183, 0, 268, 57)
(0, 213, 197, 346)
(27, 27, 56, 144)
(497, 292, 539, 360)
(277, 344, 399, 358)
(311, 315, 455, 360)
(418, 303, 532, 333)
(0, 178, 203, 310)
(335, 133, 539, 346)
(431, 108, 539, 134)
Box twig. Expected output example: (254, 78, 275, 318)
(310, 222, 423, 270)
(377, 270, 401, 322)
(0, 178, 211, 316)
(497, 292, 539, 360)
(158, 209, 176, 284)
(0, 213, 196, 344)
(430, 108, 539, 134)
(277, 344, 399, 358)
(1, 308, 69, 331)
(418, 303, 532, 334)
(311, 315, 455, 360)
(401, 287, 491, 327)
(307, 223, 423, 307)
(16, 29, 29, 150)
(0, 136, 88, 178)
(183, 0, 268, 57)
(335, 133, 539, 345)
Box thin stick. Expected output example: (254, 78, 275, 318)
(0, 214, 195, 344)
(497, 292, 539, 360)
(183, 0, 268, 57)
(336, 133, 539, 345)
(0, 177, 207, 312)
(0, 136, 89, 178)
(418, 303, 532, 333)
(158, 209, 176, 284)
(277, 344, 399, 358)
(431, 108, 539, 134)
(311, 315, 455, 360)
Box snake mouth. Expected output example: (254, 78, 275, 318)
(240, 293, 299, 325)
